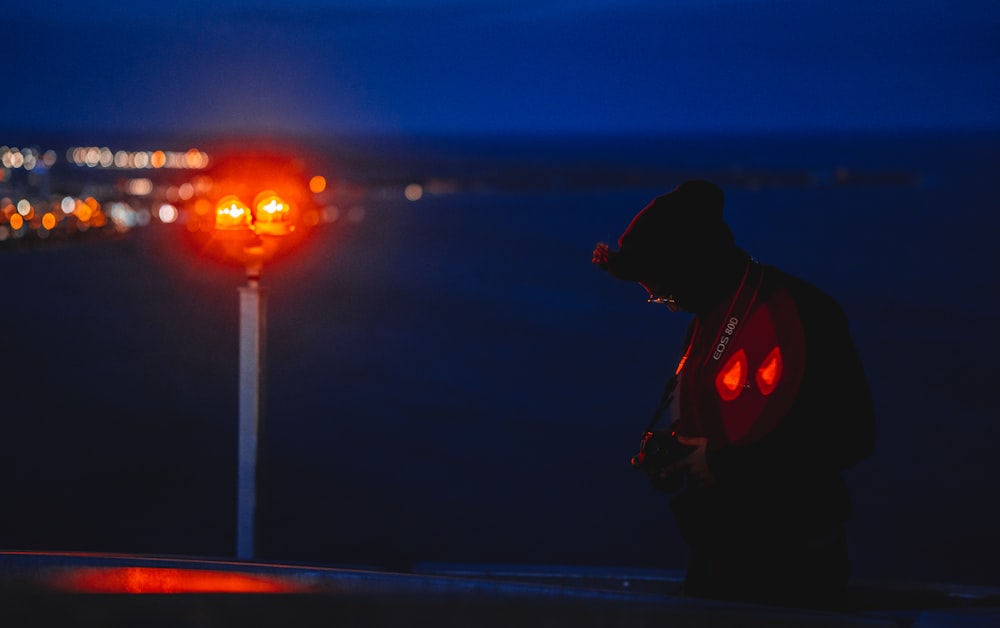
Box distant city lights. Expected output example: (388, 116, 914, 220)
(126, 178, 154, 196)
(158, 204, 179, 224)
(2, 145, 209, 174)
(1, 191, 120, 242)
(67, 146, 210, 170)
(1, 142, 215, 246)
(1, 146, 57, 172)
(404, 183, 423, 201)
(1, 141, 379, 250)
(309, 175, 326, 193)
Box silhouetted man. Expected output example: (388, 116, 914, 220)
(593, 180, 875, 610)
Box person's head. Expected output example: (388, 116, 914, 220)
(593, 180, 743, 313)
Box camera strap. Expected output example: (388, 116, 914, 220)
(702, 257, 764, 369)
(642, 374, 678, 433)
(642, 256, 764, 434)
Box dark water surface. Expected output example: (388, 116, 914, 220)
(1, 131, 998, 588)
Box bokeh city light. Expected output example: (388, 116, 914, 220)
(0, 142, 348, 252)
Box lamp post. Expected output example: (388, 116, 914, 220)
(237, 262, 265, 560)
(212, 189, 295, 560)
(188, 148, 318, 560)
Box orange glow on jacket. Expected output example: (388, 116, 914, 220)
(715, 349, 747, 401)
(677, 278, 806, 448)
(755, 346, 783, 395)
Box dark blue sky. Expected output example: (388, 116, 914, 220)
(5, 0, 999, 137)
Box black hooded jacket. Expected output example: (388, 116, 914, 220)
(669, 262, 875, 549)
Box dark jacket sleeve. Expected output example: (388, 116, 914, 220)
(706, 276, 876, 483)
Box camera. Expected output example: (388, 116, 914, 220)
(631, 428, 694, 491)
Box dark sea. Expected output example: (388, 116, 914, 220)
(2, 130, 998, 588)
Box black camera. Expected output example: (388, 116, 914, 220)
(631, 428, 694, 491)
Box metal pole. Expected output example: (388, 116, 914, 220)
(237, 264, 266, 560)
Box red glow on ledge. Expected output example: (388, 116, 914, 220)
(49, 566, 307, 594)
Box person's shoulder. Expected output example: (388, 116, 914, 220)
(761, 264, 846, 319)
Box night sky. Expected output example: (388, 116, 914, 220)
(4, 0, 999, 138)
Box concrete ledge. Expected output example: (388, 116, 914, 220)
(1, 552, 994, 627)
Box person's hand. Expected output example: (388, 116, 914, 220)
(592, 242, 611, 268)
(665, 436, 716, 487)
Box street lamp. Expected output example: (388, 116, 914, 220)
(192, 151, 316, 560)
(213, 192, 294, 560)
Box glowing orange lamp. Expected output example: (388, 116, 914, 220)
(214, 195, 252, 230)
(252, 191, 293, 236)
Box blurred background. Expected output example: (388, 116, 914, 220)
(1, 0, 998, 589)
